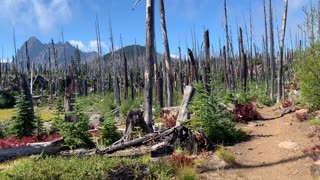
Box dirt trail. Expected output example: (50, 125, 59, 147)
(201, 106, 315, 180)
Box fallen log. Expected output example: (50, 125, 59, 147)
(0, 137, 65, 162)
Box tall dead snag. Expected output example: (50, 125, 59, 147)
(178, 47, 184, 94)
(188, 48, 198, 82)
(204, 30, 211, 92)
(239, 27, 247, 91)
(64, 76, 76, 122)
(277, 0, 288, 102)
(109, 17, 121, 106)
(48, 47, 53, 99)
(263, 0, 269, 94)
(130, 71, 135, 100)
(269, 0, 275, 103)
(123, 53, 129, 99)
(224, 0, 230, 90)
(159, 0, 173, 106)
(144, 0, 155, 129)
(223, 46, 228, 89)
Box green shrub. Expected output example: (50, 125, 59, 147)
(100, 117, 121, 145)
(294, 44, 320, 109)
(310, 118, 320, 126)
(176, 166, 197, 180)
(0, 156, 174, 179)
(188, 83, 244, 144)
(0, 90, 16, 109)
(34, 113, 45, 138)
(11, 91, 35, 139)
(57, 105, 92, 149)
(215, 145, 236, 164)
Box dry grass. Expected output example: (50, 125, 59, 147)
(0, 108, 56, 122)
(0, 109, 15, 122)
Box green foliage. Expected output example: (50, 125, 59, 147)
(119, 95, 143, 118)
(49, 98, 64, 134)
(10, 91, 35, 139)
(0, 120, 11, 138)
(188, 83, 244, 144)
(0, 90, 16, 109)
(176, 166, 197, 180)
(215, 145, 236, 164)
(0, 155, 174, 179)
(57, 105, 92, 149)
(34, 113, 45, 138)
(100, 117, 121, 145)
(310, 118, 320, 126)
(295, 44, 320, 109)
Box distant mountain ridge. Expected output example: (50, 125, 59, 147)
(16, 37, 98, 65)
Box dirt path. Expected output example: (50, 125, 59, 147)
(200, 106, 315, 180)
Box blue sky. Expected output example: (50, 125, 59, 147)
(0, 0, 315, 60)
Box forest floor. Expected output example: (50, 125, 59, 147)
(200, 106, 315, 180)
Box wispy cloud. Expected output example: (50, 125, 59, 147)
(0, 0, 72, 33)
(69, 40, 107, 52)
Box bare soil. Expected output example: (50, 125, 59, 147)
(200, 106, 315, 180)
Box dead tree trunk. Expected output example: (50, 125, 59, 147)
(204, 30, 211, 92)
(188, 48, 198, 82)
(144, 0, 155, 128)
(178, 47, 184, 94)
(123, 53, 129, 99)
(64, 76, 76, 122)
(263, 0, 269, 95)
(159, 0, 173, 107)
(130, 71, 135, 100)
(239, 27, 247, 92)
(277, 0, 288, 102)
(223, 46, 228, 89)
(269, 0, 275, 103)
(224, 0, 230, 90)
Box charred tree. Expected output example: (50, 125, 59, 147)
(277, 0, 288, 102)
(204, 30, 211, 92)
(269, 0, 275, 103)
(159, 0, 173, 106)
(144, 0, 155, 129)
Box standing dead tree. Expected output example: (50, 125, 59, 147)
(144, 0, 155, 129)
(239, 27, 247, 92)
(204, 30, 211, 92)
(159, 0, 173, 107)
(269, 0, 275, 103)
(277, 0, 289, 102)
(263, 0, 269, 94)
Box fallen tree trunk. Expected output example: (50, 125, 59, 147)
(0, 137, 64, 162)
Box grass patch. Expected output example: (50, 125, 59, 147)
(215, 146, 236, 164)
(0, 109, 15, 122)
(0, 155, 174, 179)
(176, 166, 197, 180)
(310, 118, 320, 126)
(0, 108, 56, 123)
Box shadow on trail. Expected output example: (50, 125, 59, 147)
(200, 154, 309, 173)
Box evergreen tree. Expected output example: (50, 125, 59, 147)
(34, 113, 45, 139)
(11, 90, 35, 139)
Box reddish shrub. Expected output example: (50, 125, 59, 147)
(282, 100, 293, 108)
(167, 152, 194, 169)
(233, 102, 262, 123)
(160, 109, 178, 128)
(295, 112, 309, 121)
(0, 133, 62, 150)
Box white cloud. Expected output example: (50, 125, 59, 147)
(170, 54, 179, 59)
(0, 0, 72, 33)
(69, 40, 107, 53)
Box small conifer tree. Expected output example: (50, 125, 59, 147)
(11, 90, 35, 139)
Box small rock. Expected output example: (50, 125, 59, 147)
(248, 148, 254, 150)
(278, 141, 298, 149)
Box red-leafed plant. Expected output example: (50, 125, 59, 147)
(282, 100, 293, 108)
(233, 102, 262, 123)
(295, 112, 309, 121)
(0, 133, 61, 150)
(166, 152, 194, 169)
(160, 109, 178, 128)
